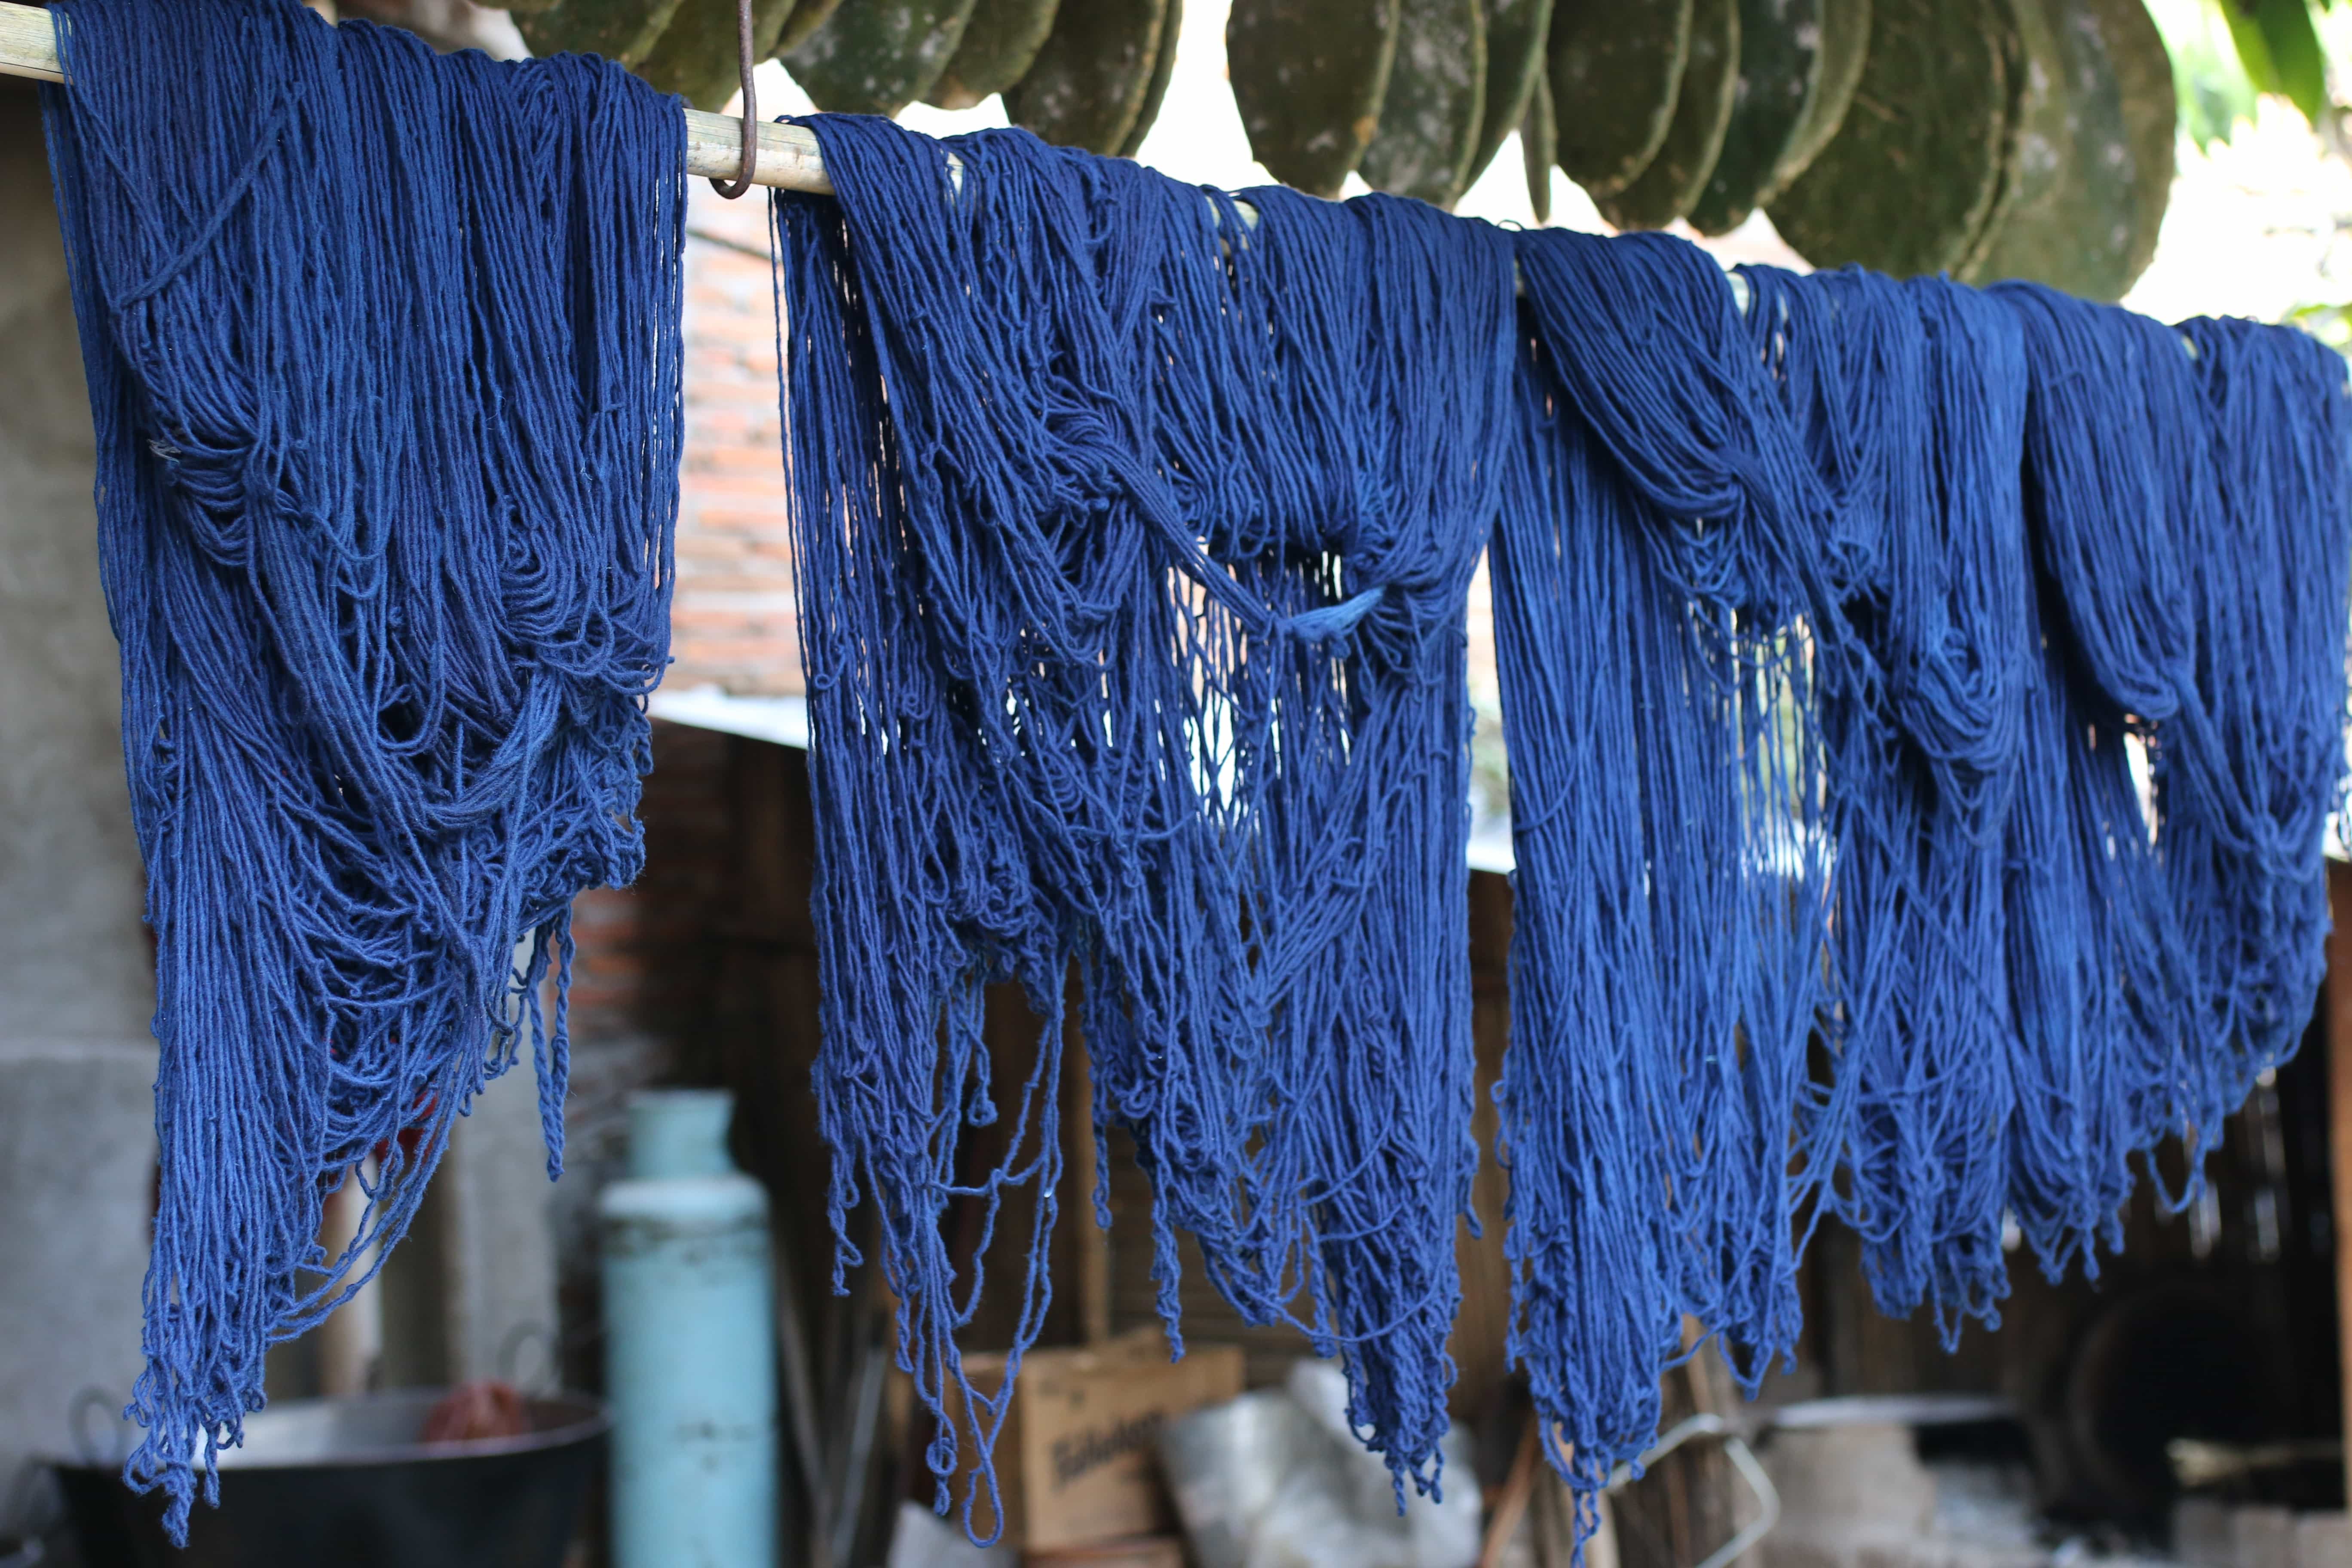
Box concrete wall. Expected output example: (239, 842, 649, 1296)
(0, 79, 162, 1530)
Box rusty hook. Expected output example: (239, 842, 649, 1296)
(707, 0, 759, 198)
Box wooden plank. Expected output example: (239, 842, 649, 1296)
(2324, 858, 2352, 1513)
(1067, 981, 1114, 1346)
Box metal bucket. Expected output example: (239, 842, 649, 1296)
(52, 1389, 607, 1568)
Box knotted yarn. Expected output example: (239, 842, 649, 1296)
(42, 0, 683, 1534)
(772, 114, 1511, 1533)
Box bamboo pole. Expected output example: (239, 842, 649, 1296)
(0, 3, 61, 84)
(0, 0, 834, 194)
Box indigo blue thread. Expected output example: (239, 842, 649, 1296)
(41, 0, 684, 1538)
(1495, 245, 2349, 1546)
(2165, 318, 2352, 1143)
(771, 131, 2352, 1549)
(772, 114, 1511, 1537)
(1495, 231, 1844, 1522)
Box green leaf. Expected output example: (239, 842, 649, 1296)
(2157, 0, 2261, 145)
(2240, 0, 2328, 122)
(2220, 0, 2285, 95)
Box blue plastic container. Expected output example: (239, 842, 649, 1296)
(600, 1089, 779, 1568)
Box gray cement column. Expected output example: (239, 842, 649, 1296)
(439, 1062, 564, 1389)
(0, 80, 162, 1530)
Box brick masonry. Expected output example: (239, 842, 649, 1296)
(563, 192, 799, 1053)
(670, 185, 802, 700)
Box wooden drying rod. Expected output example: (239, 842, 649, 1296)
(3, 2, 2217, 351)
(0, 0, 837, 193)
(9, 0, 1876, 322)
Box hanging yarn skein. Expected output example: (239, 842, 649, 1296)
(2164, 316, 2352, 1141)
(1495, 229, 1843, 1510)
(1993, 286, 2352, 1249)
(759, 122, 2352, 1552)
(1826, 277, 2033, 1335)
(1725, 265, 2036, 1336)
(1991, 283, 2200, 1276)
(772, 113, 1513, 1534)
(41, 0, 684, 1536)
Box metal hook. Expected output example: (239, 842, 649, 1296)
(707, 0, 758, 199)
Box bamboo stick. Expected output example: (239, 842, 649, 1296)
(0, 3, 60, 84)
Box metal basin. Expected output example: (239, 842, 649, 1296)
(52, 1389, 607, 1568)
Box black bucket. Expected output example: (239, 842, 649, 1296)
(52, 1390, 606, 1568)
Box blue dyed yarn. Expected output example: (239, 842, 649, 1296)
(35, 9, 2350, 1553)
(1998, 599, 2188, 1278)
(1496, 230, 1842, 1508)
(41, 0, 683, 1536)
(1718, 266, 2034, 1334)
(1992, 283, 2202, 1274)
(1993, 288, 2352, 1259)
(1821, 278, 2033, 1335)
(770, 132, 2352, 1548)
(2165, 317, 2352, 1137)
(771, 114, 1510, 1534)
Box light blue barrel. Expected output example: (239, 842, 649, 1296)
(601, 1089, 779, 1568)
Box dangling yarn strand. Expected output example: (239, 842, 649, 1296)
(42, 0, 683, 1537)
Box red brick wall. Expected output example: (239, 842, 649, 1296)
(567, 721, 733, 1048)
(564, 198, 802, 1051)
(669, 187, 802, 698)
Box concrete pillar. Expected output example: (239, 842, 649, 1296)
(369, 1059, 562, 1396)
(439, 1062, 563, 1388)
(0, 79, 162, 1531)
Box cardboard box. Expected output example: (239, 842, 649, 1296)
(948, 1327, 1242, 1552)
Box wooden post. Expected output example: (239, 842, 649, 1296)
(1066, 972, 1113, 1346)
(2324, 859, 2352, 1514)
